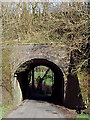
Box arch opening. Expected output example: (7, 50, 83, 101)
(27, 66, 54, 100)
(14, 58, 64, 105)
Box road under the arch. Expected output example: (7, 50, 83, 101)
(15, 58, 64, 105)
(6, 100, 65, 118)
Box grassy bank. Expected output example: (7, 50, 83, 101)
(0, 104, 12, 118)
(76, 114, 90, 119)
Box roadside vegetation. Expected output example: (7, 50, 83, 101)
(0, 104, 12, 119)
(76, 114, 90, 119)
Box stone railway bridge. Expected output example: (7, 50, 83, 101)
(2, 44, 82, 109)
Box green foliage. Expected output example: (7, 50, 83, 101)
(34, 71, 53, 86)
(0, 104, 12, 118)
(76, 114, 89, 119)
(85, 31, 90, 35)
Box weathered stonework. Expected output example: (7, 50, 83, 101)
(9, 44, 69, 75)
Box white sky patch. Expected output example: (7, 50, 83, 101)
(0, 0, 89, 2)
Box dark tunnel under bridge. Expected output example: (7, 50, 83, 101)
(14, 58, 65, 105)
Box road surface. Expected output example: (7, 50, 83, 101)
(6, 100, 65, 118)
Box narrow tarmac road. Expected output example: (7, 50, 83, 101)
(6, 100, 66, 118)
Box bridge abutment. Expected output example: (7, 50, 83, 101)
(17, 72, 29, 100)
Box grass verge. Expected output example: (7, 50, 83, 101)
(0, 104, 12, 119)
(76, 114, 90, 119)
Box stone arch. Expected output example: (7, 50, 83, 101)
(12, 56, 66, 105)
(12, 56, 66, 76)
